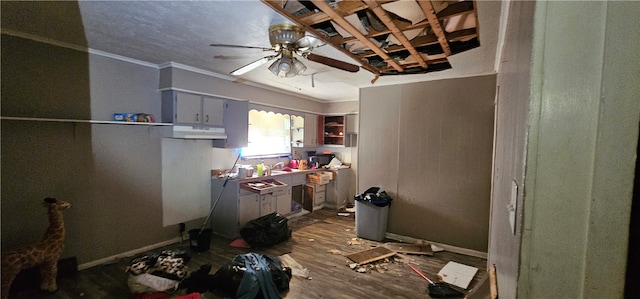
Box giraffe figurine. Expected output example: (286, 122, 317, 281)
(1, 197, 71, 299)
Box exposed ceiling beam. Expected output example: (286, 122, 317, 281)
(364, 0, 427, 69)
(309, 0, 404, 73)
(418, 0, 452, 56)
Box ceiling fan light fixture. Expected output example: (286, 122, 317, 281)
(269, 55, 306, 78)
(269, 23, 305, 45)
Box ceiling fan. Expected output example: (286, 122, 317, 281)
(210, 23, 360, 78)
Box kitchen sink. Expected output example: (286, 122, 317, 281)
(270, 169, 302, 175)
(270, 170, 290, 175)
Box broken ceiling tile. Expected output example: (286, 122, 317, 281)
(386, 27, 425, 46)
(381, 0, 427, 25)
(443, 12, 477, 33)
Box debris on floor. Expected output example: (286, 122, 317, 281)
(437, 261, 478, 289)
(327, 249, 344, 255)
(347, 238, 362, 246)
(279, 254, 311, 279)
(431, 244, 445, 252)
(347, 257, 394, 274)
(384, 242, 434, 256)
(346, 246, 396, 265)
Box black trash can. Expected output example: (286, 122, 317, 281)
(189, 228, 212, 252)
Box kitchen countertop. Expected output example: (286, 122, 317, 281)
(212, 166, 349, 182)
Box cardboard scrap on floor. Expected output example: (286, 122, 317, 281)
(384, 242, 434, 256)
(346, 246, 396, 265)
(437, 261, 478, 289)
(279, 254, 310, 279)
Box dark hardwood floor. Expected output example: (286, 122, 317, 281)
(7, 209, 488, 299)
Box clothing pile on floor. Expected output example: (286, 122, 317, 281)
(126, 251, 291, 299)
(126, 249, 190, 295)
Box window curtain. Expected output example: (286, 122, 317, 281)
(242, 104, 302, 158)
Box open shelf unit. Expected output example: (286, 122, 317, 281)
(322, 115, 345, 146)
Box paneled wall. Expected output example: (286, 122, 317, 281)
(359, 75, 496, 252)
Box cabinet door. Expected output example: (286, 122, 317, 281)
(238, 193, 260, 227)
(291, 115, 304, 147)
(276, 188, 292, 215)
(175, 93, 202, 124)
(202, 97, 225, 127)
(303, 184, 314, 212)
(335, 169, 351, 208)
(325, 180, 338, 209)
(213, 100, 248, 148)
(304, 113, 318, 146)
(260, 194, 277, 216)
(345, 114, 359, 134)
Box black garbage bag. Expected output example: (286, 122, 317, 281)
(354, 187, 393, 207)
(240, 212, 292, 248)
(210, 253, 292, 299)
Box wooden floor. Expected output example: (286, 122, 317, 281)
(7, 209, 488, 299)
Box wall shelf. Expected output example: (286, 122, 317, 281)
(1, 116, 173, 126)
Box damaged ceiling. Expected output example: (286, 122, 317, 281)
(0, 0, 501, 102)
(264, 0, 481, 81)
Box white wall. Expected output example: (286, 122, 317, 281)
(518, 1, 640, 297)
(487, 1, 534, 298)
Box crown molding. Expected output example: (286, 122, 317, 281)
(2, 29, 331, 104)
(160, 62, 327, 103)
(1, 29, 157, 69)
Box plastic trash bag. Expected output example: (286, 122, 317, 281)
(354, 187, 393, 207)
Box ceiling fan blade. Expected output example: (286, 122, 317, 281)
(305, 53, 360, 73)
(214, 55, 253, 60)
(210, 44, 273, 51)
(230, 55, 278, 76)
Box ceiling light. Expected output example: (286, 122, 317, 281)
(268, 49, 306, 78)
(269, 55, 307, 78)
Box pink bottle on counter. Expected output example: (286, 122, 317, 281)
(289, 159, 299, 169)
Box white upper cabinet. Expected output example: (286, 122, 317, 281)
(201, 96, 225, 127)
(345, 114, 359, 134)
(304, 113, 319, 146)
(165, 91, 224, 127)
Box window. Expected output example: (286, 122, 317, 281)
(241, 109, 292, 158)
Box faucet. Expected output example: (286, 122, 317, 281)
(271, 162, 285, 170)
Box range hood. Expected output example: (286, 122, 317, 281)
(170, 125, 227, 139)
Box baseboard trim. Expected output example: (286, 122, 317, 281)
(385, 232, 487, 259)
(77, 237, 182, 271)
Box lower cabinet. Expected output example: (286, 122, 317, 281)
(325, 168, 353, 209)
(304, 183, 326, 212)
(260, 194, 277, 216)
(238, 193, 260, 227)
(275, 189, 292, 216)
(210, 176, 293, 239)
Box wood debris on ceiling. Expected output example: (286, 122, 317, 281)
(262, 0, 480, 77)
